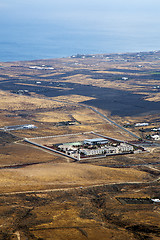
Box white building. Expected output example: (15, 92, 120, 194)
(122, 77, 128, 81)
(152, 128, 160, 131)
(80, 143, 133, 156)
(151, 135, 160, 140)
(117, 143, 134, 153)
(84, 138, 108, 145)
(151, 199, 160, 203)
(80, 148, 104, 156)
(135, 123, 149, 127)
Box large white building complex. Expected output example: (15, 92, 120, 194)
(57, 137, 134, 160)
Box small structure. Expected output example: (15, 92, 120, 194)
(3, 124, 37, 131)
(151, 135, 160, 140)
(135, 123, 149, 127)
(117, 143, 134, 153)
(151, 199, 160, 203)
(122, 77, 128, 81)
(152, 128, 160, 132)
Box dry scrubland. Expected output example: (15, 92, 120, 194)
(0, 52, 160, 239)
(0, 89, 134, 140)
(0, 90, 67, 111)
(0, 182, 160, 240)
(0, 162, 149, 194)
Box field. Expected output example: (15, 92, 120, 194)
(0, 51, 160, 239)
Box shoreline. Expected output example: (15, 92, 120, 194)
(0, 49, 160, 64)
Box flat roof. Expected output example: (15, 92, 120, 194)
(84, 138, 108, 142)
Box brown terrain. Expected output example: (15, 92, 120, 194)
(0, 51, 160, 239)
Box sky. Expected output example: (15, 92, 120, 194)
(0, 0, 160, 60)
(1, 0, 159, 23)
(0, 0, 159, 35)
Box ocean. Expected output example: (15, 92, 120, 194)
(0, 0, 160, 62)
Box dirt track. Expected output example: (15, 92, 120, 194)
(0, 180, 155, 196)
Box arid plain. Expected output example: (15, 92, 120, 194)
(0, 51, 160, 239)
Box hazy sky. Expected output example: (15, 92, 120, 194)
(1, 0, 160, 22)
(0, 0, 160, 60)
(0, 0, 159, 36)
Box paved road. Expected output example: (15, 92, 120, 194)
(23, 94, 140, 140)
(85, 105, 140, 139)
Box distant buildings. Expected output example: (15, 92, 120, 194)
(135, 123, 149, 127)
(29, 65, 54, 70)
(153, 85, 160, 89)
(122, 77, 128, 81)
(1, 124, 37, 131)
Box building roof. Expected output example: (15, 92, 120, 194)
(84, 138, 108, 143)
(152, 135, 160, 139)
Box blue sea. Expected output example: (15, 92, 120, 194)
(0, 0, 160, 62)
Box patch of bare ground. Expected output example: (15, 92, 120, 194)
(0, 162, 150, 193)
(0, 142, 67, 166)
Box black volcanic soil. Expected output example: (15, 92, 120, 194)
(0, 79, 160, 116)
(0, 131, 20, 145)
(0, 51, 160, 118)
